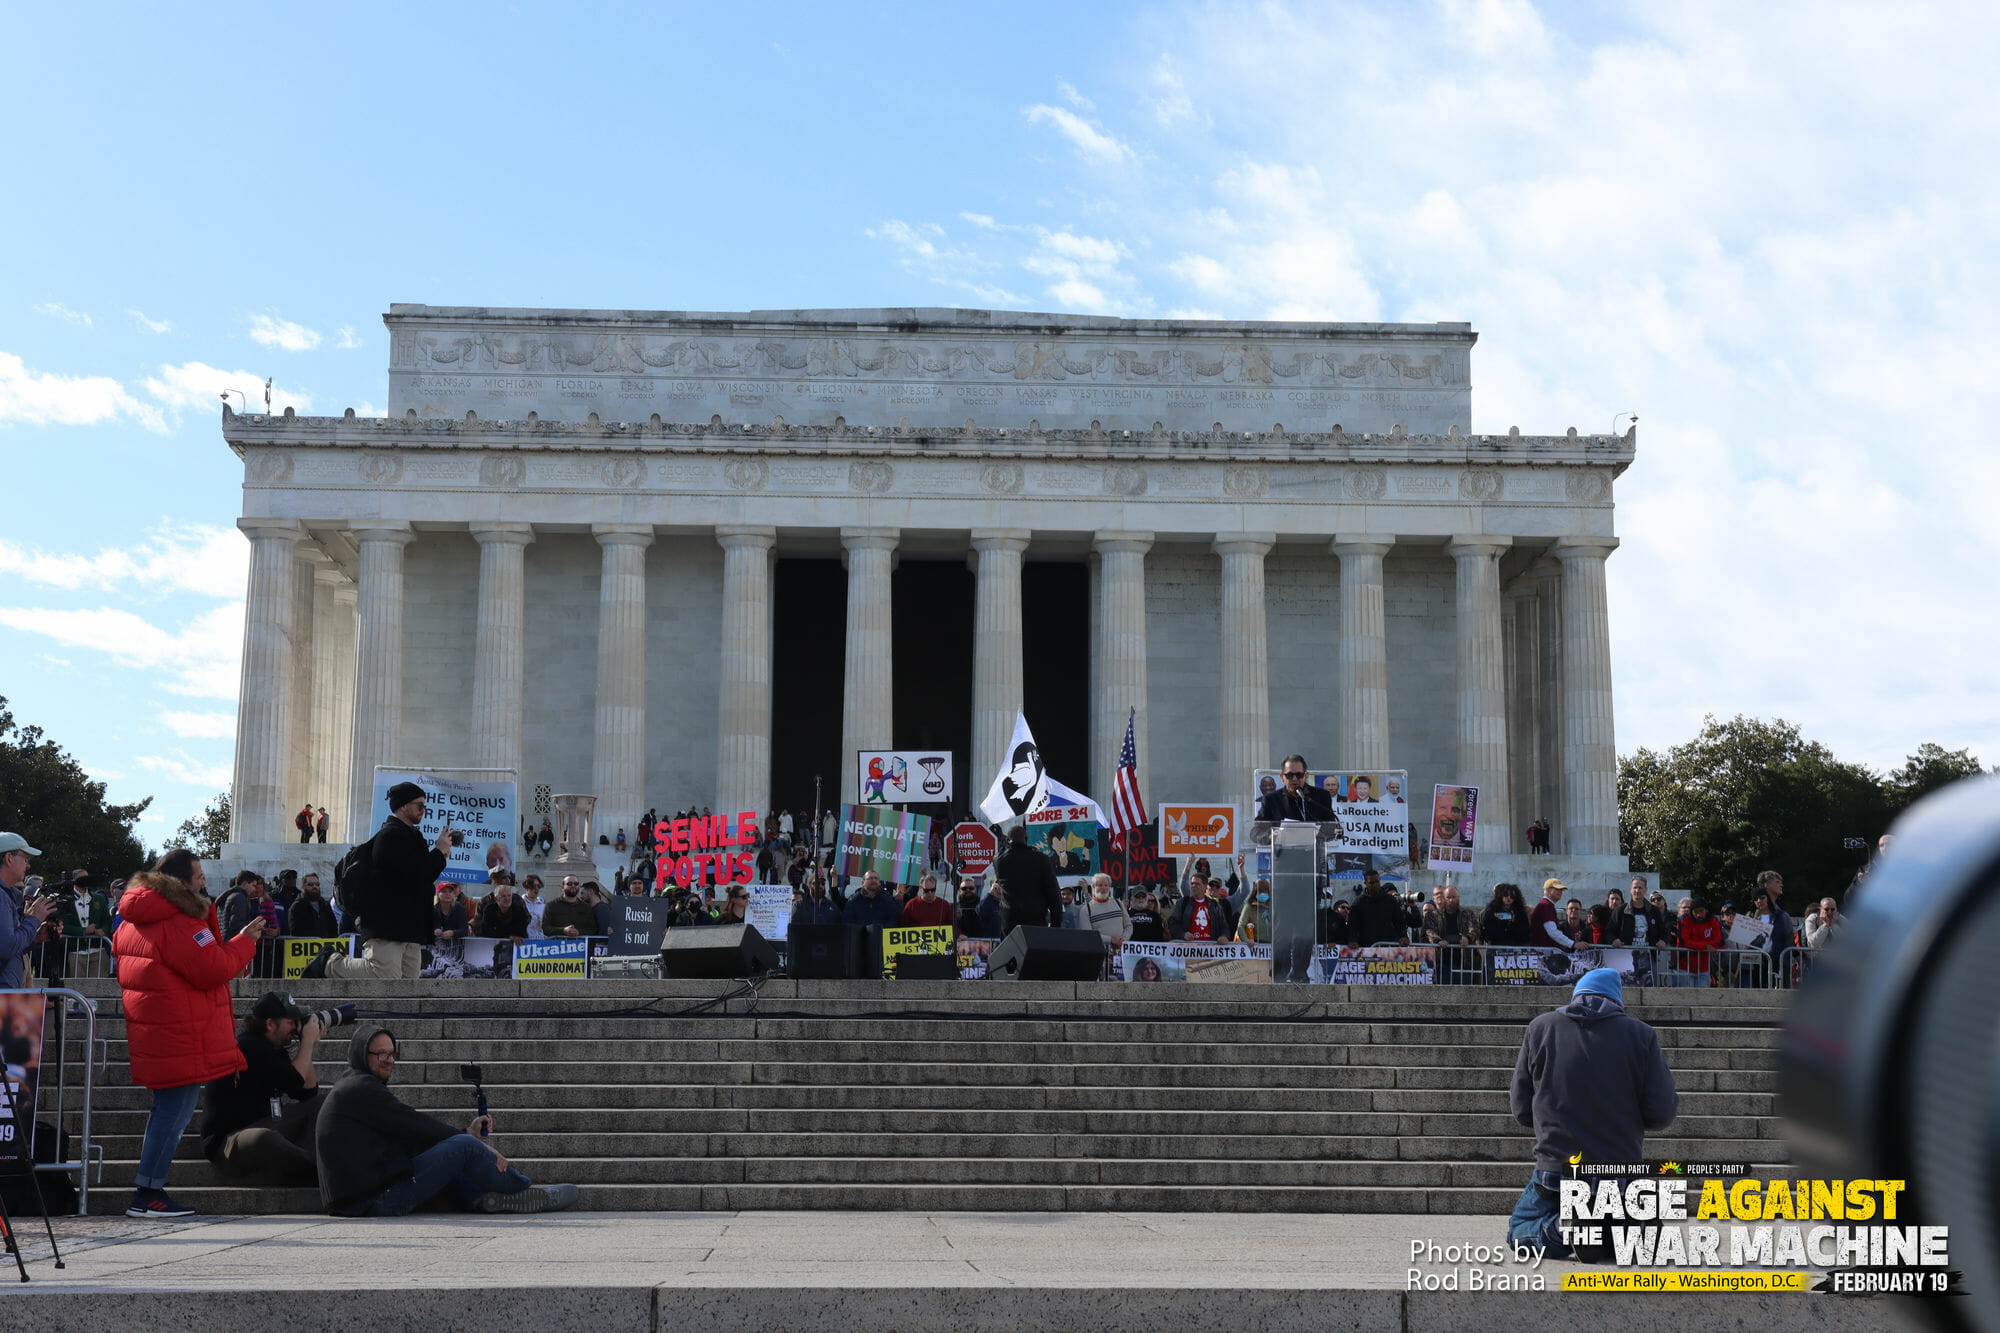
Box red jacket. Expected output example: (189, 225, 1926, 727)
(113, 871, 257, 1091)
(1674, 914, 1724, 974)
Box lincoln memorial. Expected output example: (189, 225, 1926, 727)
(219, 304, 1637, 891)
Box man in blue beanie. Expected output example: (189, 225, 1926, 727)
(1506, 967, 1678, 1258)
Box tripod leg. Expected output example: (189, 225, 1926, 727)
(0, 1192, 25, 1281)
(26, 1175, 61, 1268)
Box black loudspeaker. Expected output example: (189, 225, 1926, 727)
(893, 952, 958, 980)
(788, 923, 864, 979)
(985, 926, 1106, 981)
(659, 923, 780, 979)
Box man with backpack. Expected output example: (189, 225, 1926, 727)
(305, 781, 452, 981)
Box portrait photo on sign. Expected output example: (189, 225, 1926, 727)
(1429, 784, 1476, 850)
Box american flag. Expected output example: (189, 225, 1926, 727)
(1109, 707, 1148, 836)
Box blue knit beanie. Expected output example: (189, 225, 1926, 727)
(1573, 967, 1623, 1005)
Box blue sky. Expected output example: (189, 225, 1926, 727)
(4, 1, 1996, 846)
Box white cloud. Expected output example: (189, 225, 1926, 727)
(1023, 103, 1133, 165)
(336, 325, 363, 349)
(0, 603, 245, 700)
(160, 710, 237, 740)
(142, 361, 311, 415)
(1021, 228, 1140, 315)
(36, 302, 94, 327)
(247, 314, 322, 352)
(136, 750, 234, 788)
(959, 212, 1001, 230)
(0, 523, 248, 599)
(127, 308, 172, 334)
(865, 219, 1025, 306)
(1146, 54, 1199, 127)
(0, 351, 164, 430)
(1057, 80, 1095, 112)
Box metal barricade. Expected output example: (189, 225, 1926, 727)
(1, 987, 100, 1216)
(1342, 941, 1787, 988)
(1779, 943, 1821, 987)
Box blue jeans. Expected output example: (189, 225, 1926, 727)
(137, 1083, 203, 1189)
(1506, 1169, 1571, 1259)
(361, 1134, 531, 1216)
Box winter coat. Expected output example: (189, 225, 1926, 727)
(1347, 888, 1407, 946)
(990, 843, 1062, 930)
(112, 872, 257, 1091)
(314, 1025, 458, 1215)
(1510, 992, 1678, 1171)
(843, 890, 902, 928)
(356, 817, 448, 944)
(289, 893, 340, 940)
(1480, 905, 1531, 946)
(475, 895, 531, 939)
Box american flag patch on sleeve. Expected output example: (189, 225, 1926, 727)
(192, 928, 216, 947)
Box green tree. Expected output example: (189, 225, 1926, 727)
(1618, 715, 1890, 904)
(0, 695, 152, 875)
(1884, 743, 1988, 813)
(172, 789, 232, 859)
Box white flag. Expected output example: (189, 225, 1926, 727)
(979, 712, 1106, 827)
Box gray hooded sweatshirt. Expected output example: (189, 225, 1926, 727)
(1509, 993, 1679, 1171)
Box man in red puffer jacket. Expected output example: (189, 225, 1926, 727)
(114, 847, 266, 1218)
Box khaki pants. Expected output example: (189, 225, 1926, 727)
(324, 938, 423, 980)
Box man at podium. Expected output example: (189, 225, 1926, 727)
(1255, 754, 1337, 823)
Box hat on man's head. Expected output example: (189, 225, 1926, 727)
(1542, 877, 1568, 893)
(0, 833, 42, 858)
(249, 991, 309, 1024)
(1573, 968, 1623, 1005)
(386, 781, 426, 809)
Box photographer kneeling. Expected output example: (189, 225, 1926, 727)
(200, 991, 352, 1186)
(315, 1024, 577, 1217)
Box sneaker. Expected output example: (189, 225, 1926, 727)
(475, 1183, 577, 1214)
(301, 944, 339, 980)
(126, 1188, 197, 1219)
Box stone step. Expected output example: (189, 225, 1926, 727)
(87, 1180, 1531, 1216)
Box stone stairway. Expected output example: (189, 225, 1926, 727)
(55, 978, 1789, 1215)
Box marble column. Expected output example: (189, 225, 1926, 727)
(231, 519, 305, 843)
(328, 582, 358, 840)
(591, 524, 654, 844)
(970, 529, 1031, 793)
(470, 524, 535, 781)
(1331, 536, 1394, 771)
(346, 522, 415, 842)
(1532, 557, 1565, 848)
(1092, 531, 1152, 805)
(1503, 578, 1542, 852)
(1556, 537, 1621, 857)
(1449, 536, 1513, 854)
(715, 525, 778, 817)
(288, 548, 321, 819)
(307, 563, 346, 839)
(838, 527, 898, 807)
(1214, 534, 1275, 802)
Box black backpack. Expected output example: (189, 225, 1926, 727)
(333, 833, 380, 922)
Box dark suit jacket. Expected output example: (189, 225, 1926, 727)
(1256, 784, 1335, 823)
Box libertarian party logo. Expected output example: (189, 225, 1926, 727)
(1554, 1164, 1962, 1297)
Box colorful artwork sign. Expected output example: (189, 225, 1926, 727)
(1427, 784, 1478, 871)
(838, 804, 934, 886)
(1025, 805, 1100, 888)
(1157, 804, 1236, 857)
(858, 751, 955, 805)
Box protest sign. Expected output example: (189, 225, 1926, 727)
(371, 768, 517, 885)
(1158, 804, 1236, 857)
(1426, 784, 1478, 872)
(1249, 771, 1413, 881)
(1726, 916, 1771, 951)
(948, 822, 998, 877)
(1487, 948, 1553, 985)
(858, 751, 954, 805)
(881, 924, 954, 978)
(513, 938, 588, 980)
(0, 992, 46, 1162)
(1025, 806, 1100, 888)
(652, 811, 760, 891)
(282, 936, 354, 979)
(955, 936, 996, 980)
(747, 882, 791, 942)
(1111, 940, 1262, 982)
(979, 712, 1106, 826)
(609, 896, 667, 956)
(1317, 944, 1437, 985)
(1106, 823, 1175, 889)
(838, 804, 933, 885)
(461, 937, 502, 974)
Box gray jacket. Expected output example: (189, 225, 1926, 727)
(1510, 993, 1678, 1171)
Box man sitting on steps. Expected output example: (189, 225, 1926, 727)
(315, 1024, 578, 1217)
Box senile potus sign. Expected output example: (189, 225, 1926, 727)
(653, 811, 762, 891)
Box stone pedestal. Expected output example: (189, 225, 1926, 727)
(550, 793, 599, 869)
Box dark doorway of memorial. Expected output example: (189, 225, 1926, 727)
(771, 558, 846, 821)
(1021, 560, 1090, 797)
(890, 560, 973, 826)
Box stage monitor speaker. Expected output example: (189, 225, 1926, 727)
(985, 926, 1105, 981)
(893, 952, 959, 980)
(788, 923, 865, 979)
(659, 922, 780, 979)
